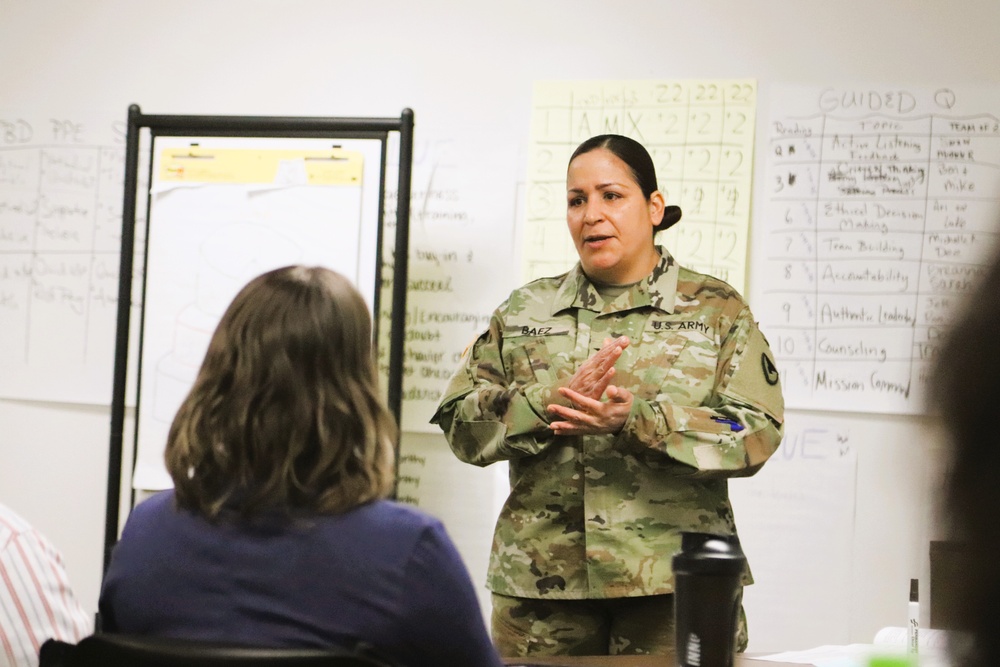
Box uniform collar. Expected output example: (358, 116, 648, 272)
(553, 246, 679, 315)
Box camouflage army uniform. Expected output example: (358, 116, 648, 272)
(431, 247, 784, 604)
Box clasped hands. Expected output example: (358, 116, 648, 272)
(547, 336, 634, 436)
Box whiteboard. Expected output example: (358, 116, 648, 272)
(133, 136, 384, 489)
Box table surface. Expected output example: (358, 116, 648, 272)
(502, 655, 810, 666)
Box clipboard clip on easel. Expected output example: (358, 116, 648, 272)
(304, 145, 350, 162)
(163, 146, 213, 179)
(170, 144, 215, 160)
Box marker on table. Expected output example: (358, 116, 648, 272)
(908, 578, 919, 654)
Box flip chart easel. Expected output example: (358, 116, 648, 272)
(104, 104, 414, 572)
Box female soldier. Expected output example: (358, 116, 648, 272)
(101, 266, 503, 667)
(432, 134, 784, 657)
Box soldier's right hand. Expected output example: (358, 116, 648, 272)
(564, 336, 630, 401)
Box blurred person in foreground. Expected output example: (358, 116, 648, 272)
(930, 245, 1000, 667)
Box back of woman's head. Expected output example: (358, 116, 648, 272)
(166, 265, 396, 519)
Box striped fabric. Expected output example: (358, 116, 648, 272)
(0, 504, 91, 667)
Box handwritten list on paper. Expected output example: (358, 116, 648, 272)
(0, 112, 127, 404)
(759, 86, 1000, 414)
(379, 140, 517, 618)
(378, 139, 519, 433)
(524, 80, 758, 293)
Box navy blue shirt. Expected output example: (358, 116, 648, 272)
(100, 492, 503, 667)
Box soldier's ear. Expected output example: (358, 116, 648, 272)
(648, 191, 665, 230)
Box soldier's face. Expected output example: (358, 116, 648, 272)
(566, 148, 662, 285)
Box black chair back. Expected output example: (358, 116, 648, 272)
(39, 634, 395, 667)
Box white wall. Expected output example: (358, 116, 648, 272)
(1, 0, 996, 651)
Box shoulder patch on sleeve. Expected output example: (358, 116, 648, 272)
(722, 326, 784, 422)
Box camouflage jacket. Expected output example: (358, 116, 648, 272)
(431, 248, 784, 599)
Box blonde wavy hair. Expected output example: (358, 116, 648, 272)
(165, 265, 396, 519)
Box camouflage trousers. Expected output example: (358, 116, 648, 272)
(491, 592, 748, 657)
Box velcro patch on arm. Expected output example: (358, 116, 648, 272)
(722, 326, 784, 422)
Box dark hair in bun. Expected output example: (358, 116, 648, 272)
(569, 134, 681, 233)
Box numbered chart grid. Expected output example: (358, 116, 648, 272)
(760, 86, 1000, 414)
(524, 80, 757, 293)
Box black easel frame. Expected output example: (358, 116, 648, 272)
(104, 104, 414, 572)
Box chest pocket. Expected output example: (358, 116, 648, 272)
(502, 326, 575, 387)
(630, 318, 719, 405)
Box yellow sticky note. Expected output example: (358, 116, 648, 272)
(158, 147, 363, 186)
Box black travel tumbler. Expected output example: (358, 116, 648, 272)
(672, 532, 746, 667)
